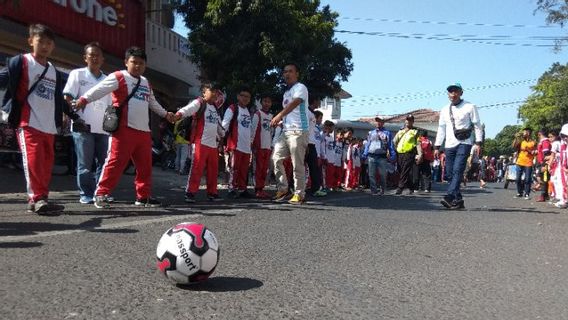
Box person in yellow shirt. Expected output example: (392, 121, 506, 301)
(512, 127, 536, 199)
(393, 114, 423, 195)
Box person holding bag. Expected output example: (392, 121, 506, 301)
(74, 47, 175, 209)
(434, 83, 483, 209)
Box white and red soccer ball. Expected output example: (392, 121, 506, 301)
(156, 222, 219, 284)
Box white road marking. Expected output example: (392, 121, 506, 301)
(0, 208, 243, 242)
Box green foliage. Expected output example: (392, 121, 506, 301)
(483, 125, 521, 157)
(173, 0, 353, 104)
(535, 0, 568, 51)
(519, 62, 568, 131)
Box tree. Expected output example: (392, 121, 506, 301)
(535, 0, 568, 51)
(519, 62, 568, 130)
(483, 125, 521, 157)
(173, 0, 353, 104)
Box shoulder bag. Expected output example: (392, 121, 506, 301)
(102, 76, 141, 133)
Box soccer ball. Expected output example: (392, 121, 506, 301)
(156, 222, 220, 284)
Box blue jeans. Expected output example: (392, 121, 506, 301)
(175, 143, 189, 172)
(516, 165, 533, 196)
(73, 132, 109, 199)
(368, 156, 388, 193)
(444, 144, 472, 201)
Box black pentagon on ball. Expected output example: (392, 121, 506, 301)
(167, 226, 210, 256)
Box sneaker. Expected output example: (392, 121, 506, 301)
(288, 193, 305, 205)
(425, 189, 431, 193)
(255, 190, 271, 199)
(184, 193, 196, 203)
(106, 195, 115, 203)
(393, 189, 403, 195)
(26, 202, 34, 213)
(407, 189, 414, 195)
(524, 195, 530, 200)
(515, 193, 523, 198)
(441, 198, 464, 210)
(312, 189, 327, 197)
(273, 190, 291, 202)
(34, 199, 64, 215)
(555, 201, 567, 208)
(134, 198, 162, 207)
(207, 194, 222, 202)
(79, 196, 94, 204)
(94, 195, 111, 209)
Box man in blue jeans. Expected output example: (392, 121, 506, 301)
(63, 42, 112, 204)
(363, 116, 396, 195)
(434, 83, 483, 209)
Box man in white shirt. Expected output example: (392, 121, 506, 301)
(434, 83, 483, 209)
(270, 63, 310, 204)
(63, 42, 112, 205)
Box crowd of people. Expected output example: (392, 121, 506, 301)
(3, 24, 567, 216)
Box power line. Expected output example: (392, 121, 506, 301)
(341, 79, 537, 105)
(340, 16, 556, 29)
(350, 100, 526, 121)
(334, 29, 567, 47)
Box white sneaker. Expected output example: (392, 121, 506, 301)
(555, 201, 567, 208)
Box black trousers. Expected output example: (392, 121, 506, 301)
(397, 152, 418, 190)
(305, 143, 321, 194)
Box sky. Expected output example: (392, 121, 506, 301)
(174, 0, 568, 138)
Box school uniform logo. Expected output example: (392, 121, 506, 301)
(240, 114, 251, 128)
(205, 110, 219, 124)
(35, 77, 56, 100)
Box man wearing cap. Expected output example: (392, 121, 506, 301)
(363, 116, 396, 195)
(394, 114, 422, 195)
(434, 83, 483, 209)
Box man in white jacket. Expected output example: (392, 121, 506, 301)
(434, 83, 483, 209)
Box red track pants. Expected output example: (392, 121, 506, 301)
(254, 149, 271, 191)
(95, 127, 152, 199)
(17, 126, 55, 203)
(186, 143, 219, 195)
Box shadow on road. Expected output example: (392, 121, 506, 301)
(176, 276, 263, 292)
(0, 241, 43, 248)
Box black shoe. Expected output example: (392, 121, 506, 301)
(184, 193, 196, 203)
(134, 198, 162, 207)
(407, 189, 414, 195)
(207, 194, 222, 202)
(441, 198, 464, 210)
(238, 190, 253, 199)
(394, 189, 403, 195)
(227, 190, 238, 199)
(515, 193, 523, 198)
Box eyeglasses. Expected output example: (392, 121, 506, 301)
(239, 94, 251, 99)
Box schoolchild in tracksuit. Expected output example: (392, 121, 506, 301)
(75, 47, 176, 209)
(332, 131, 346, 189)
(0, 24, 81, 214)
(176, 83, 225, 203)
(322, 121, 336, 191)
(251, 94, 273, 199)
(222, 87, 253, 198)
(345, 138, 362, 190)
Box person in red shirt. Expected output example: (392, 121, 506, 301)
(418, 131, 434, 192)
(536, 128, 552, 202)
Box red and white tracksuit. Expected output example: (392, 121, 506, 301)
(176, 98, 224, 195)
(222, 105, 252, 191)
(251, 109, 273, 191)
(550, 141, 567, 203)
(16, 54, 58, 203)
(345, 144, 361, 189)
(80, 71, 168, 199)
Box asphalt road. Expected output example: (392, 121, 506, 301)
(1, 166, 568, 320)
